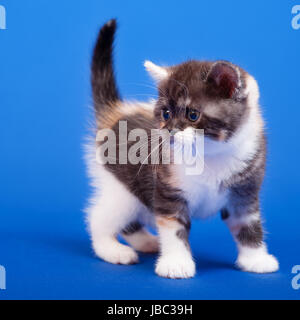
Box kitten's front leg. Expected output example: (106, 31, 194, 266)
(154, 176, 195, 279)
(222, 206, 279, 273)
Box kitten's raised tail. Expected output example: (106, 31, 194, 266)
(91, 19, 120, 118)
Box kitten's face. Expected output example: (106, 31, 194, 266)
(150, 60, 249, 143)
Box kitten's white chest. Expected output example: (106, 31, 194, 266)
(176, 163, 229, 218)
(174, 127, 258, 218)
(174, 147, 242, 218)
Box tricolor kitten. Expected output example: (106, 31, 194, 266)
(85, 19, 279, 278)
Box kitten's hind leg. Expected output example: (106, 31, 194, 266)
(87, 170, 141, 265)
(122, 221, 159, 253)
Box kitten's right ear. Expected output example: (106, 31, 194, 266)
(144, 60, 169, 82)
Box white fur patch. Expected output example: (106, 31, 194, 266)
(236, 244, 279, 273)
(144, 60, 169, 82)
(155, 219, 196, 279)
(85, 148, 145, 264)
(120, 100, 155, 117)
(93, 238, 139, 265)
(155, 254, 196, 279)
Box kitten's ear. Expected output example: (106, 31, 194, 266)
(206, 62, 241, 99)
(144, 60, 169, 82)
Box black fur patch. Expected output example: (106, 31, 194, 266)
(91, 19, 120, 117)
(104, 113, 156, 209)
(176, 228, 190, 250)
(122, 221, 143, 235)
(221, 208, 230, 220)
(236, 221, 263, 248)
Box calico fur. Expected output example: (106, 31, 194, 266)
(85, 19, 279, 278)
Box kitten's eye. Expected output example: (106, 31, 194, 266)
(187, 109, 200, 122)
(162, 108, 171, 121)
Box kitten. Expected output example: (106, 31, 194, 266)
(85, 19, 279, 278)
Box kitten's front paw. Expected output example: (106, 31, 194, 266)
(237, 251, 279, 273)
(155, 255, 196, 279)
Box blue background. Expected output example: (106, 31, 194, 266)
(0, 0, 300, 300)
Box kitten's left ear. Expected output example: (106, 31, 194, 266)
(206, 62, 241, 99)
(144, 60, 169, 82)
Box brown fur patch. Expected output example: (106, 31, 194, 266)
(156, 216, 180, 228)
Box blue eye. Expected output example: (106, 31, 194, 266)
(188, 109, 200, 122)
(162, 109, 171, 121)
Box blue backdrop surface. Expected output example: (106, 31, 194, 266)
(0, 0, 300, 300)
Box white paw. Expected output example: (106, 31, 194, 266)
(155, 255, 196, 279)
(93, 241, 139, 265)
(124, 231, 159, 253)
(237, 251, 279, 273)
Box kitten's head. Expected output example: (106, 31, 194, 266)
(145, 60, 255, 146)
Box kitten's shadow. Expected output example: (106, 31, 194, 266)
(195, 255, 234, 272)
(139, 252, 234, 273)
(21, 231, 234, 272)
